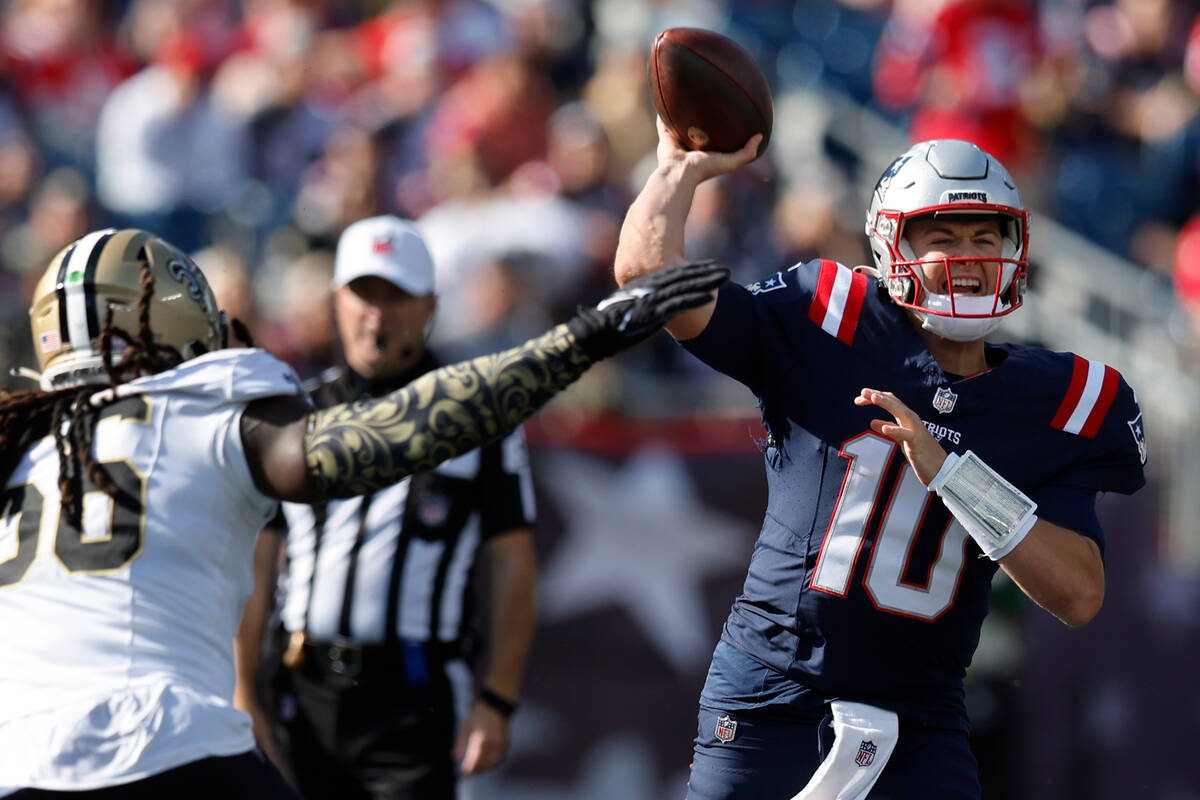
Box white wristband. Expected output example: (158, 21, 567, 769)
(928, 450, 1038, 561)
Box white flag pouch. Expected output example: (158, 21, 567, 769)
(788, 701, 899, 800)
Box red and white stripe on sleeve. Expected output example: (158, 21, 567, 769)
(807, 260, 868, 345)
(1050, 355, 1120, 438)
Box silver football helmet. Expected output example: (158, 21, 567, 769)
(864, 139, 1030, 341)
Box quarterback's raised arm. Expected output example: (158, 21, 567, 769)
(242, 260, 729, 502)
(614, 118, 759, 340)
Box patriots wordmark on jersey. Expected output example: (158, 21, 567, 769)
(683, 259, 1146, 729)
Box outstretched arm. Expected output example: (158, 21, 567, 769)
(242, 260, 730, 503)
(614, 117, 759, 340)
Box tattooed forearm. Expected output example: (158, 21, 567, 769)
(304, 323, 592, 499)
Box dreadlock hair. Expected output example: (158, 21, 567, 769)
(231, 316, 254, 347)
(0, 254, 184, 530)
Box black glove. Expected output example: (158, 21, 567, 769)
(567, 259, 730, 360)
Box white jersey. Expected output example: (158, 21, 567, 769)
(0, 349, 304, 792)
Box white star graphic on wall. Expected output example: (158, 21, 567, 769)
(535, 445, 754, 673)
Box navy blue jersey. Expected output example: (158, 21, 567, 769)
(683, 259, 1147, 730)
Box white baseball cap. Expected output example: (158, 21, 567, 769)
(332, 215, 435, 296)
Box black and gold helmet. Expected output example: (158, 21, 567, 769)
(29, 228, 226, 390)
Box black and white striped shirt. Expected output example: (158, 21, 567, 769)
(276, 361, 535, 647)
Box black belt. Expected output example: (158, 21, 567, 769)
(299, 636, 465, 685)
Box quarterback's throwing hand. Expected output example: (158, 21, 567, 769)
(569, 259, 730, 359)
(655, 116, 762, 182)
(854, 388, 948, 486)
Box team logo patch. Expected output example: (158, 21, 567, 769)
(714, 714, 737, 743)
(747, 272, 786, 295)
(1128, 413, 1147, 465)
(418, 493, 450, 527)
(932, 386, 958, 414)
(855, 739, 877, 767)
(372, 235, 394, 255)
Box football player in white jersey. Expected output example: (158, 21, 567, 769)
(0, 228, 728, 797)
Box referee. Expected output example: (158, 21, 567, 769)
(236, 216, 536, 800)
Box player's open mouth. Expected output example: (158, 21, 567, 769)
(943, 276, 984, 296)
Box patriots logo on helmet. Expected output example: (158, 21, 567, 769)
(855, 739, 877, 767)
(874, 154, 911, 202)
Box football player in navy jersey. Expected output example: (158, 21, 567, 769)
(615, 121, 1147, 799)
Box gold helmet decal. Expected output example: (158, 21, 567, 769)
(29, 228, 226, 390)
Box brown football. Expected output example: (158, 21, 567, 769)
(649, 27, 773, 158)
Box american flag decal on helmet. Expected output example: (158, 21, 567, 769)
(807, 260, 867, 345)
(1051, 356, 1119, 439)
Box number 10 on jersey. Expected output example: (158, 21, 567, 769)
(809, 433, 971, 621)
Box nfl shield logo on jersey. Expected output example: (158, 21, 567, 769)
(932, 386, 958, 414)
(714, 714, 737, 743)
(855, 739, 877, 767)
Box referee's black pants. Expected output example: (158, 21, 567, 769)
(262, 633, 458, 800)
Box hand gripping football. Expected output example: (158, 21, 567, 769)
(649, 27, 773, 158)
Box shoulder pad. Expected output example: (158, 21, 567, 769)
(119, 348, 305, 404)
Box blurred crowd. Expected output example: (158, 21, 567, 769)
(2, 0, 1200, 402)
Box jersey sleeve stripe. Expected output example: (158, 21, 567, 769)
(837, 270, 868, 345)
(808, 259, 838, 328)
(1053, 357, 1119, 437)
(1062, 360, 1107, 434)
(808, 260, 866, 345)
(1050, 355, 1089, 431)
(1078, 364, 1119, 439)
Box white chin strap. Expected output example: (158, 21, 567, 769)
(914, 293, 1005, 342)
